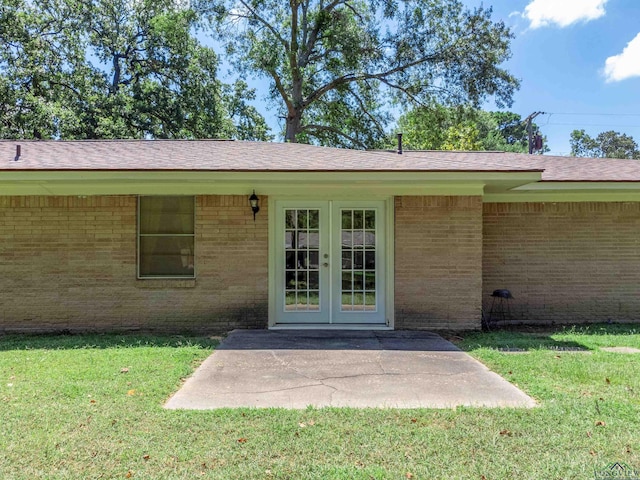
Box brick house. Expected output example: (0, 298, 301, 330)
(2, 139, 640, 333)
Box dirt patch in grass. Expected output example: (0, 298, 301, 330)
(601, 346, 640, 354)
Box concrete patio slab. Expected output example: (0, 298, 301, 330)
(164, 329, 536, 409)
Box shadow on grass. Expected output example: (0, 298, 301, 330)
(454, 323, 640, 353)
(0, 332, 220, 351)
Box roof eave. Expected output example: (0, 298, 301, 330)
(0, 170, 543, 197)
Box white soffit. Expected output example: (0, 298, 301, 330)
(0, 171, 542, 196)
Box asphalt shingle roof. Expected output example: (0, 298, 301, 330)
(1, 139, 640, 182)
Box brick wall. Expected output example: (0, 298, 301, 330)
(0, 195, 268, 333)
(11, 195, 634, 332)
(483, 202, 640, 324)
(394, 196, 483, 330)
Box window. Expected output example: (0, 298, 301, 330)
(138, 196, 195, 278)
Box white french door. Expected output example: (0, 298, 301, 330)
(273, 200, 386, 325)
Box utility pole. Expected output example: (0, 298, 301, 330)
(523, 111, 546, 154)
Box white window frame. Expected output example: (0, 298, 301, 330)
(137, 195, 196, 279)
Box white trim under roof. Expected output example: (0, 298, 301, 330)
(485, 181, 640, 202)
(0, 171, 542, 196)
(512, 181, 640, 191)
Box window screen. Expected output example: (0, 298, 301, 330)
(138, 196, 195, 278)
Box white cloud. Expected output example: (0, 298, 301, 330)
(524, 0, 608, 29)
(604, 32, 640, 82)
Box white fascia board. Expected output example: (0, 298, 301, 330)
(512, 181, 640, 191)
(0, 181, 486, 197)
(485, 181, 640, 202)
(0, 171, 542, 197)
(485, 192, 640, 203)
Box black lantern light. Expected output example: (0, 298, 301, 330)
(249, 190, 260, 220)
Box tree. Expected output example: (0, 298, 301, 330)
(0, 0, 271, 140)
(477, 111, 538, 153)
(207, 0, 519, 148)
(0, 0, 80, 139)
(395, 106, 544, 152)
(570, 130, 640, 159)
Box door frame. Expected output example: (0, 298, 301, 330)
(268, 196, 395, 329)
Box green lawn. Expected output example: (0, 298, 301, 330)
(1, 325, 639, 479)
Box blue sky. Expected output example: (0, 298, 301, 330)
(215, 0, 640, 155)
(476, 0, 640, 155)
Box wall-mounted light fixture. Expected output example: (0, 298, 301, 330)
(249, 190, 260, 221)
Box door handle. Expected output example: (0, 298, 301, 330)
(323, 262, 329, 267)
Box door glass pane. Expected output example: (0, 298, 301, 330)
(286, 251, 296, 269)
(354, 271, 364, 290)
(308, 231, 320, 248)
(283, 209, 321, 312)
(285, 270, 296, 290)
(365, 272, 376, 290)
(353, 210, 363, 229)
(353, 231, 364, 248)
(342, 231, 353, 248)
(354, 251, 363, 269)
(308, 251, 319, 269)
(308, 291, 320, 310)
(297, 232, 307, 248)
(365, 210, 375, 228)
(365, 291, 376, 309)
(341, 293, 353, 311)
(342, 271, 352, 290)
(309, 210, 319, 229)
(340, 209, 377, 312)
(285, 292, 296, 311)
(298, 251, 309, 269)
(296, 210, 308, 229)
(285, 210, 295, 229)
(342, 210, 352, 229)
(365, 251, 375, 270)
(285, 231, 294, 249)
(365, 230, 376, 247)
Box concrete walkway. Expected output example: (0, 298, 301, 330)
(165, 329, 536, 409)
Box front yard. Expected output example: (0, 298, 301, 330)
(1, 325, 639, 479)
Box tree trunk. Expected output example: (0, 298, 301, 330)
(111, 54, 121, 94)
(285, 112, 301, 143)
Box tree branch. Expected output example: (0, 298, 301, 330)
(304, 53, 443, 107)
(300, 0, 345, 67)
(289, 0, 299, 73)
(301, 0, 309, 52)
(233, 0, 289, 51)
(376, 78, 426, 107)
(346, 83, 386, 135)
(266, 67, 294, 114)
(47, 80, 83, 99)
(341, 1, 365, 21)
(300, 123, 367, 148)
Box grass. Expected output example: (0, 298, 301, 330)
(1, 325, 639, 479)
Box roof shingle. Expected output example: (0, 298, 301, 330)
(1, 139, 639, 181)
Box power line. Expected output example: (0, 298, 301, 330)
(546, 122, 640, 128)
(546, 112, 640, 117)
(532, 112, 640, 133)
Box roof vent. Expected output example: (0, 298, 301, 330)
(397, 133, 403, 155)
(14, 144, 21, 161)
